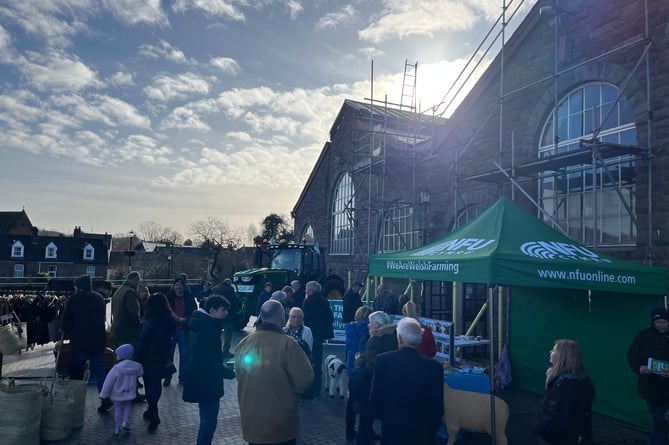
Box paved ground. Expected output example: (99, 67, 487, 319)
(0, 333, 650, 445)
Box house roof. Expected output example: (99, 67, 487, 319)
(0, 233, 111, 265)
(0, 210, 32, 233)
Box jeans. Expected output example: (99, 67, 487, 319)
(647, 401, 669, 445)
(168, 330, 188, 382)
(70, 351, 107, 393)
(197, 398, 220, 445)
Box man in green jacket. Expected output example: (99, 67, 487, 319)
(236, 300, 314, 445)
(110, 271, 141, 348)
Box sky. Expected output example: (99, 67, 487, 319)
(0, 0, 534, 243)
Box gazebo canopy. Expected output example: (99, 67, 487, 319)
(369, 196, 667, 295)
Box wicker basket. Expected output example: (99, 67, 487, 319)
(53, 379, 88, 428)
(0, 385, 44, 445)
(40, 396, 75, 441)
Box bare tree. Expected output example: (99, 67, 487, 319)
(137, 221, 183, 244)
(189, 217, 242, 280)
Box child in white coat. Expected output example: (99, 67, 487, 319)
(100, 344, 144, 435)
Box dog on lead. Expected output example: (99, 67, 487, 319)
(324, 354, 347, 398)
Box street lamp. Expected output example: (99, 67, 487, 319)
(126, 230, 135, 272)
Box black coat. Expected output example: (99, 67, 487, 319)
(535, 373, 595, 445)
(61, 290, 106, 355)
(182, 310, 234, 403)
(369, 348, 444, 445)
(627, 325, 669, 403)
(135, 315, 176, 370)
(342, 289, 362, 324)
(302, 293, 334, 342)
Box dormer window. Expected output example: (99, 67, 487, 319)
(11, 241, 24, 258)
(83, 243, 94, 261)
(45, 242, 57, 259)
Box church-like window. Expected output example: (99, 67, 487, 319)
(331, 173, 354, 254)
(538, 82, 636, 245)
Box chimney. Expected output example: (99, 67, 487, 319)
(74, 226, 82, 237)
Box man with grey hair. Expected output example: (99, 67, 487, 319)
(369, 318, 444, 445)
(302, 280, 334, 398)
(236, 300, 314, 445)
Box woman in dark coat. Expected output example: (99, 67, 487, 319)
(134, 293, 176, 431)
(535, 339, 595, 445)
(345, 306, 373, 442)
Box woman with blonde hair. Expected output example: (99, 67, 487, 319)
(535, 339, 595, 445)
(401, 301, 437, 358)
(284, 306, 313, 359)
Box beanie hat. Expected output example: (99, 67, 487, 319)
(73, 275, 92, 291)
(651, 308, 669, 323)
(175, 273, 188, 283)
(115, 344, 134, 360)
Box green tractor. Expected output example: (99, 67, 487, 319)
(232, 243, 345, 328)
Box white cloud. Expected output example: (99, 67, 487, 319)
(172, 0, 246, 21)
(160, 106, 211, 131)
(109, 71, 134, 87)
(0, 1, 89, 48)
(50, 93, 150, 129)
(315, 5, 357, 31)
(0, 24, 10, 52)
(102, 0, 169, 27)
(143, 72, 211, 102)
(358, 46, 383, 58)
(138, 39, 193, 64)
(116, 134, 174, 166)
(210, 57, 240, 75)
(358, 0, 479, 43)
(18, 50, 103, 92)
(285, 0, 304, 19)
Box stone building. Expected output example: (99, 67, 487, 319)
(293, 0, 669, 322)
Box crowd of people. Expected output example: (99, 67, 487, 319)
(56, 271, 669, 445)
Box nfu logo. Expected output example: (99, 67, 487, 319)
(411, 238, 495, 257)
(520, 241, 612, 263)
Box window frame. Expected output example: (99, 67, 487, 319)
(83, 243, 95, 261)
(13, 264, 24, 278)
(45, 242, 57, 259)
(537, 82, 636, 247)
(11, 241, 24, 258)
(330, 173, 354, 255)
(379, 205, 421, 253)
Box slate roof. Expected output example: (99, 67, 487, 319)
(0, 234, 111, 265)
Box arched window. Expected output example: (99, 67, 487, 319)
(331, 173, 354, 254)
(538, 82, 636, 245)
(301, 225, 314, 244)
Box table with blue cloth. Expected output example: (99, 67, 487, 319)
(437, 371, 491, 441)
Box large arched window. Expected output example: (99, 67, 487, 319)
(538, 82, 636, 245)
(331, 173, 354, 254)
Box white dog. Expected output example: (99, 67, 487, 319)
(324, 354, 347, 398)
